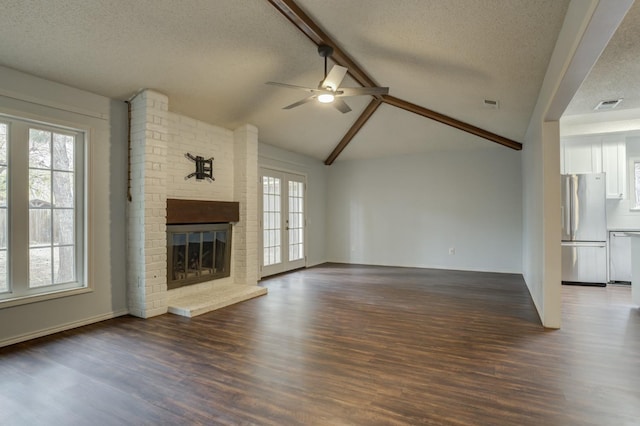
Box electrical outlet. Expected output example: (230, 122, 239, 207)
(449, 248, 455, 255)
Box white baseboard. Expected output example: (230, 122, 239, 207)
(0, 309, 130, 348)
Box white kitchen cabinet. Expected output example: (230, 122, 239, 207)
(561, 136, 627, 199)
(602, 138, 626, 199)
(561, 137, 602, 174)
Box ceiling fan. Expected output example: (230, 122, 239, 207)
(266, 44, 389, 113)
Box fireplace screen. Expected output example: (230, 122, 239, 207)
(167, 223, 232, 289)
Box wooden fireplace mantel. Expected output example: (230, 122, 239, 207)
(166, 199, 240, 224)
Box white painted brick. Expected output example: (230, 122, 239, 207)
(145, 307, 168, 318)
(128, 93, 260, 319)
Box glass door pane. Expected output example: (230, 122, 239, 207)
(28, 127, 77, 287)
(288, 180, 304, 262)
(262, 174, 282, 268)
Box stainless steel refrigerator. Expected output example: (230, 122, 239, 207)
(561, 173, 607, 285)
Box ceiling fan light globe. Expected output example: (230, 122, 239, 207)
(318, 93, 335, 103)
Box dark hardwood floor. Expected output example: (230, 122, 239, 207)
(1, 263, 639, 425)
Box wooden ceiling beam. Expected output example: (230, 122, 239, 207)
(383, 95, 522, 150)
(267, 0, 380, 89)
(324, 99, 382, 165)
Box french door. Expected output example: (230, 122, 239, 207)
(260, 168, 306, 277)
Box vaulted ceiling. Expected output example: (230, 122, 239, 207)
(0, 0, 608, 163)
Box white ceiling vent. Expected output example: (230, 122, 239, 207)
(594, 98, 622, 111)
(482, 99, 500, 109)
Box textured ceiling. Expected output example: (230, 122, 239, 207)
(0, 0, 572, 161)
(565, 0, 640, 116)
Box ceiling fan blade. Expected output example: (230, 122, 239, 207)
(321, 65, 348, 91)
(337, 86, 389, 97)
(266, 81, 316, 92)
(283, 95, 316, 110)
(332, 98, 352, 114)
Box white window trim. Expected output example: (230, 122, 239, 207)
(629, 156, 640, 211)
(0, 112, 92, 308)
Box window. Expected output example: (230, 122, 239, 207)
(0, 122, 7, 293)
(0, 115, 85, 303)
(631, 157, 640, 211)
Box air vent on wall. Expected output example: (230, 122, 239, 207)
(482, 99, 500, 109)
(594, 98, 622, 111)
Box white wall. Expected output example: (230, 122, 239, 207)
(523, 0, 596, 329)
(326, 148, 523, 273)
(0, 66, 128, 346)
(258, 143, 327, 267)
(523, 120, 561, 328)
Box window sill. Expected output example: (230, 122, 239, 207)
(0, 286, 92, 309)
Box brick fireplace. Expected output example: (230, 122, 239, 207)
(127, 89, 266, 318)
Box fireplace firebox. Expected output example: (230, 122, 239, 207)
(167, 223, 232, 289)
